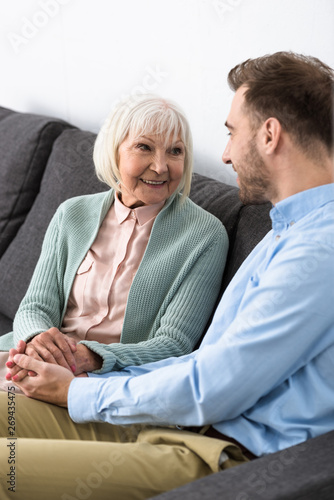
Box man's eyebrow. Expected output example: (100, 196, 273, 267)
(225, 121, 234, 130)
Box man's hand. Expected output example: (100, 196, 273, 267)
(6, 328, 77, 382)
(12, 354, 74, 407)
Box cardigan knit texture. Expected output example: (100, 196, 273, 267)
(0, 190, 228, 373)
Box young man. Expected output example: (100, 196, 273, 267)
(1, 52, 334, 500)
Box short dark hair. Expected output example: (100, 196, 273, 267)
(228, 52, 334, 154)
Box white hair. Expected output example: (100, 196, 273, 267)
(93, 94, 193, 200)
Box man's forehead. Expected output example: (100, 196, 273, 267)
(226, 86, 248, 127)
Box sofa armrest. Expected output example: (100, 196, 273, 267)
(152, 431, 334, 500)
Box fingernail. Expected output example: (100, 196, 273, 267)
(12, 375, 18, 382)
(6, 361, 14, 368)
(5, 373, 12, 380)
(71, 365, 76, 373)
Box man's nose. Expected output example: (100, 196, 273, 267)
(222, 139, 232, 164)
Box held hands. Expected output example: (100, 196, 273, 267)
(10, 353, 75, 407)
(6, 328, 77, 383)
(6, 328, 103, 383)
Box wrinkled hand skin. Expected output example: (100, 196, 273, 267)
(72, 343, 103, 375)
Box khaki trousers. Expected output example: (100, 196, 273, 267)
(0, 391, 249, 500)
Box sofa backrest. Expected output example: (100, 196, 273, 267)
(189, 173, 272, 296)
(0, 106, 72, 258)
(0, 127, 108, 322)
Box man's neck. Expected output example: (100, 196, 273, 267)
(269, 148, 334, 205)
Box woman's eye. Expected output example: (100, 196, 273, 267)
(227, 132, 232, 137)
(137, 143, 151, 151)
(170, 147, 183, 156)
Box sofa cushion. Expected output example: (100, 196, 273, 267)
(0, 128, 108, 322)
(221, 202, 272, 292)
(0, 106, 71, 258)
(151, 430, 334, 500)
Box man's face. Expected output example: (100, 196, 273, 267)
(222, 86, 272, 205)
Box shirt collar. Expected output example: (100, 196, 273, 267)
(270, 183, 334, 227)
(114, 192, 165, 226)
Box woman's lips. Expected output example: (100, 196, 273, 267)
(141, 179, 167, 186)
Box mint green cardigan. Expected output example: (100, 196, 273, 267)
(0, 190, 228, 373)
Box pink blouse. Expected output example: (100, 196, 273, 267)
(61, 193, 164, 344)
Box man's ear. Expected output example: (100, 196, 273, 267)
(260, 117, 282, 155)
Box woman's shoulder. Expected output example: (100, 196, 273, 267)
(51, 190, 114, 231)
(58, 190, 112, 212)
(54, 190, 113, 220)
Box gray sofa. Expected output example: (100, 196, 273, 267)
(0, 106, 333, 499)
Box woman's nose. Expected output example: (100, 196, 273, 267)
(151, 154, 168, 174)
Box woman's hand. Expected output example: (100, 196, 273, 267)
(6, 340, 33, 381)
(11, 354, 74, 407)
(26, 327, 78, 368)
(6, 328, 77, 382)
(72, 344, 103, 375)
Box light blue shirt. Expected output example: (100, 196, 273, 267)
(69, 184, 334, 457)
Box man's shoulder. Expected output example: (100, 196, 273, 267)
(298, 199, 334, 247)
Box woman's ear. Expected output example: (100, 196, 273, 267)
(260, 117, 282, 155)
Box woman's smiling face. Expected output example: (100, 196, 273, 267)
(117, 133, 185, 208)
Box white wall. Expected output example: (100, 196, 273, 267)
(1, 0, 333, 185)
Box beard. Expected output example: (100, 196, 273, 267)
(235, 138, 274, 205)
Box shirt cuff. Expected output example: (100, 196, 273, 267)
(68, 376, 104, 423)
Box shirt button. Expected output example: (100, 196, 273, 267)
(289, 220, 295, 226)
(275, 235, 281, 241)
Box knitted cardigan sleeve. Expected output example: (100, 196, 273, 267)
(80, 201, 229, 374)
(11, 208, 65, 346)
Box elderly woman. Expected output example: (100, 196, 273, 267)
(0, 95, 228, 384)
